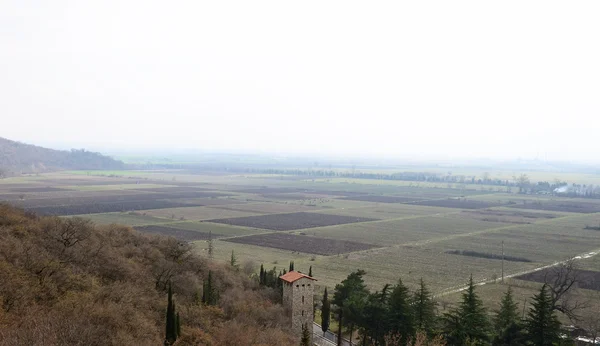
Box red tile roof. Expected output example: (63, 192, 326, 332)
(279, 271, 317, 283)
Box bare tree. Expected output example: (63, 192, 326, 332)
(580, 301, 600, 343)
(577, 276, 600, 342)
(516, 174, 530, 193)
(544, 260, 587, 321)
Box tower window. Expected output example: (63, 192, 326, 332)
(302, 296, 304, 303)
(302, 310, 304, 316)
(296, 285, 299, 288)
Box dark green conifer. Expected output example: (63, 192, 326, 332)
(202, 270, 218, 305)
(525, 284, 561, 346)
(493, 286, 524, 345)
(300, 323, 311, 346)
(230, 250, 238, 270)
(309, 265, 313, 277)
(321, 288, 331, 336)
(413, 278, 437, 336)
(259, 264, 265, 285)
(333, 270, 368, 346)
(207, 231, 213, 259)
(165, 282, 177, 345)
(194, 288, 201, 305)
(443, 275, 489, 345)
(388, 278, 415, 344)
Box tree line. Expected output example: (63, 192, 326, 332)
(190, 164, 600, 198)
(319, 268, 591, 346)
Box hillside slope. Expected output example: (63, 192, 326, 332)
(0, 137, 124, 175)
(0, 204, 295, 345)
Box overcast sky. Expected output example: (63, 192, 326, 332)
(1, 1, 599, 162)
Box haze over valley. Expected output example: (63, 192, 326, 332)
(1, 1, 600, 345)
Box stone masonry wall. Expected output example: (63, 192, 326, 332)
(288, 277, 314, 344)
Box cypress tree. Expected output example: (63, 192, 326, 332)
(259, 264, 265, 285)
(203, 270, 218, 305)
(165, 282, 177, 345)
(208, 270, 216, 305)
(321, 288, 331, 336)
(208, 231, 213, 259)
(525, 284, 561, 346)
(289, 261, 294, 272)
(413, 278, 437, 336)
(172, 300, 178, 337)
(194, 287, 202, 305)
(493, 286, 524, 345)
(300, 323, 311, 346)
(230, 250, 238, 270)
(309, 265, 313, 277)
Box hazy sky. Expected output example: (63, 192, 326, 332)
(1, 1, 599, 162)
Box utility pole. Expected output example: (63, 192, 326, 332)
(501, 240, 505, 283)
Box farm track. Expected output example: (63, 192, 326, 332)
(435, 247, 600, 297)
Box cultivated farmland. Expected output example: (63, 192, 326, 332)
(409, 198, 505, 209)
(27, 200, 206, 215)
(134, 224, 216, 241)
(0, 169, 599, 300)
(340, 195, 424, 203)
(224, 232, 378, 255)
(507, 200, 600, 213)
(208, 212, 377, 231)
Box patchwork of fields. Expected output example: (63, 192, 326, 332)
(1, 170, 600, 296)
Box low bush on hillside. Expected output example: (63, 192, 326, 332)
(0, 204, 295, 345)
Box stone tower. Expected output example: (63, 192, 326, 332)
(280, 271, 316, 344)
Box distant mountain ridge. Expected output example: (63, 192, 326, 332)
(0, 137, 124, 175)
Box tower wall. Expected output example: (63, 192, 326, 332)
(282, 277, 314, 344)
